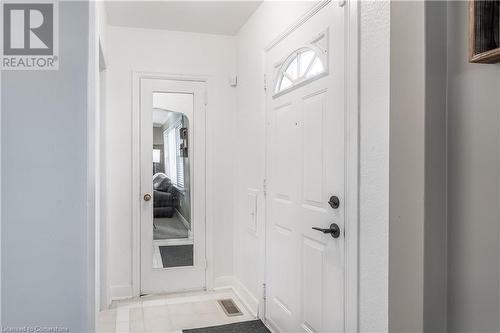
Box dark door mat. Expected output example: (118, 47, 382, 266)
(183, 320, 270, 333)
(159, 244, 193, 268)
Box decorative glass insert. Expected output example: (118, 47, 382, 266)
(275, 47, 326, 95)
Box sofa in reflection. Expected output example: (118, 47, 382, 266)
(153, 173, 178, 218)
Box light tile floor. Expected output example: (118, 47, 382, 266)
(98, 290, 256, 333)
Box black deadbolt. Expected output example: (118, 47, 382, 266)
(312, 223, 341, 239)
(328, 196, 340, 209)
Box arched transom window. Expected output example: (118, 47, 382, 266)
(274, 47, 326, 95)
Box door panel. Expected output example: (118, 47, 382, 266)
(140, 78, 206, 295)
(273, 102, 299, 199)
(302, 91, 326, 207)
(302, 236, 326, 331)
(265, 3, 345, 332)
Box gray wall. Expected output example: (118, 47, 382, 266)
(178, 115, 191, 223)
(389, 2, 426, 331)
(447, 2, 500, 332)
(424, 2, 448, 332)
(388, 2, 500, 331)
(153, 127, 164, 145)
(389, 2, 448, 332)
(1, 2, 90, 331)
(390, 2, 500, 331)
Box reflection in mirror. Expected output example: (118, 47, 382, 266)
(151, 92, 193, 269)
(474, 0, 499, 54)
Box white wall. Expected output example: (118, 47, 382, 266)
(96, 0, 109, 312)
(233, 1, 391, 330)
(232, 0, 321, 314)
(105, 26, 237, 298)
(359, 1, 390, 331)
(104, 3, 392, 330)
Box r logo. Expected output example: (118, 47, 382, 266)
(3, 3, 53, 55)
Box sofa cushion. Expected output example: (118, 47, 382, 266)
(153, 173, 172, 192)
(154, 207, 175, 218)
(154, 190, 176, 207)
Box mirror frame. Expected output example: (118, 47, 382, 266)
(469, 0, 500, 63)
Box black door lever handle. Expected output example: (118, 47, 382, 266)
(312, 223, 341, 238)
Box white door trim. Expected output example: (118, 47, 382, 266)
(264, 0, 333, 52)
(343, 0, 360, 331)
(131, 71, 214, 297)
(87, 1, 99, 329)
(262, 1, 360, 331)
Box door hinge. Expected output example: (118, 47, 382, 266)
(262, 283, 267, 300)
(263, 179, 267, 196)
(204, 90, 208, 106)
(204, 259, 208, 269)
(263, 74, 267, 91)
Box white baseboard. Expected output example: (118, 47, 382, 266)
(213, 276, 260, 317)
(213, 275, 234, 288)
(265, 317, 280, 333)
(175, 209, 190, 229)
(232, 277, 260, 318)
(109, 284, 133, 301)
(175, 209, 192, 238)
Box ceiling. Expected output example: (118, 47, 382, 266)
(105, 1, 263, 35)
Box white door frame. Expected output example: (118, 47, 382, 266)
(261, 1, 359, 331)
(343, 1, 360, 330)
(131, 72, 214, 296)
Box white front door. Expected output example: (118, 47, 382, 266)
(140, 78, 206, 295)
(265, 3, 345, 332)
